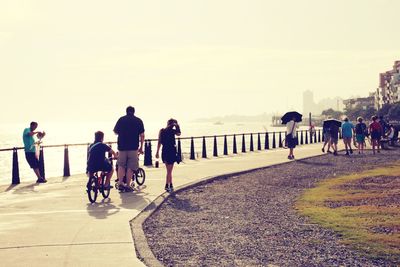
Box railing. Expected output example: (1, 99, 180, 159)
(1, 129, 325, 185)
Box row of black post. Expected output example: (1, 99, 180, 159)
(11, 129, 325, 184)
(143, 129, 324, 166)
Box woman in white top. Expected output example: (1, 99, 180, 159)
(286, 117, 299, 160)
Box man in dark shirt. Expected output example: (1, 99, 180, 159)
(113, 106, 145, 192)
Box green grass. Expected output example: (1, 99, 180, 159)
(296, 162, 400, 263)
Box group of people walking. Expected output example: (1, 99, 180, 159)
(322, 115, 396, 156)
(284, 114, 397, 160)
(23, 106, 181, 193)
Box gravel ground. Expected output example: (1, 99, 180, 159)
(143, 148, 400, 267)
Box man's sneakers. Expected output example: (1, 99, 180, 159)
(36, 178, 47, 183)
(118, 184, 134, 193)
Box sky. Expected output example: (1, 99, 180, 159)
(1, 0, 399, 124)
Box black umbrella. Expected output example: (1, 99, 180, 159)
(323, 119, 342, 128)
(281, 111, 302, 124)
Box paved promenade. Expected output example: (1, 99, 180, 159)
(0, 143, 333, 267)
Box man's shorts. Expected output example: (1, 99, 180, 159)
(117, 150, 139, 171)
(25, 152, 39, 169)
(323, 132, 331, 141)
(330, 137, 338, 145)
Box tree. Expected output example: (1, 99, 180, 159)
(388, 103, 400, 121)
(321, 108, 344, 119)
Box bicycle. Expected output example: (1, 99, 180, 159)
(86, 157, 115, 203)
(114, 164, 146, 191)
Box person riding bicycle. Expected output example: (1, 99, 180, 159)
(87, 131, 117, 190)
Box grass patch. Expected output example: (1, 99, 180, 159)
(296, 161, 400, 263)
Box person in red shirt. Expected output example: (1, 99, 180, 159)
(369, 115, 383, 154)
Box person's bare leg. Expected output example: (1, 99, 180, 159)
(126, 168, 134, 187)
(166, 164, 174, 185)
(106, 169, 114, 186)
(33, 168, 42, 180)
(118, 166, 126, 185)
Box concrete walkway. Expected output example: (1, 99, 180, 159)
(0, 143, 334, 266)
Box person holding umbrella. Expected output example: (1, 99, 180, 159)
(323, 119, 341, 156)
(281, 111, 302, 160)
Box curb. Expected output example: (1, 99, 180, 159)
(129, 151, 334, 266)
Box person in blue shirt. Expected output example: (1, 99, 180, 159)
(342, 117, 355, 155)
(22, 121, 46, 183)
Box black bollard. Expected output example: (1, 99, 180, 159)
(177, 138, 182, 162)
(63, 145, 70, 177)
(12, 148, 20, 184)
(310, 131, 313, 144)
(339, 131, 342, 139)
(144, 141, 153, 166)
(86, 143, 90, 161)
(223, 135, 228, 155)
(257, 133, 261, 150)
(250, 134, 254, 152)
(318, 129, 321, 143)
(265, 132, 269, 150)
(278, 132, 283, 148)
(213, 136, 218, 157)
(300, 131, 304, 145)
(314, 131, 317, 143)
(190, 137, 195, 160)
(272, 132, 276, 149)
(202, 137, 207, 158)
(241, 134, 246, 153)
(39, 147, 45, 179)
(296, 131, 299, 145)
(322, 129, 325, 142)
(233, 134, 237, 154)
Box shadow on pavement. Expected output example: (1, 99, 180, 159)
(12, 183, 40, 194)
(296, 159, 334, 167)
(86, 198, 121, 219)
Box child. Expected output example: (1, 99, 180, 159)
(87, 131, 117, 189)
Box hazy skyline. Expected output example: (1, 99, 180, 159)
(1, 0, 399, 124)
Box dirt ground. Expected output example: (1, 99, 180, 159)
(143, 148, 400, 267)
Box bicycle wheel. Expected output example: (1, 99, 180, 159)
(101, 174, 111, 199)
(135, 168, 146, 186)
(87, 175, 98, 203)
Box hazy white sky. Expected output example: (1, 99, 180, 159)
(1, 0, 399, 124)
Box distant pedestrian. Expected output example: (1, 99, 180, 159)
(379, 115, 388, 135)
(113, 106, 145, 192)
(386, 124, 395, 146)
(341, 118, 354, 155)
(155, 118, 181, 192)
(321, 122, 331, 153)
(22, 121, 46, 183)
(86, 131, 118, 190)
(369, 116, 383, 155)
(355, 117, 367, 154)
(286, 116, 299, 160)
(329, 123, 340, 156)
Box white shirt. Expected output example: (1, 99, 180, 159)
(286, 120, 299, 137)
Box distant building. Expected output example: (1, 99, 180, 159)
(303, 90, 343, 115)
(376, 60, 400, 110)
(343, 93, 375, 111)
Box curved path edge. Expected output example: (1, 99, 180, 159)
(130, 153, 328, 267)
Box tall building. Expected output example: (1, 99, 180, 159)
(303, 90, 344, 115)
(376, 60, 400, 110)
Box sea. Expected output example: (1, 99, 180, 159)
(0, 120, 307, 185)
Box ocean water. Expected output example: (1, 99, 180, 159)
(0, 120, 302, 185)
